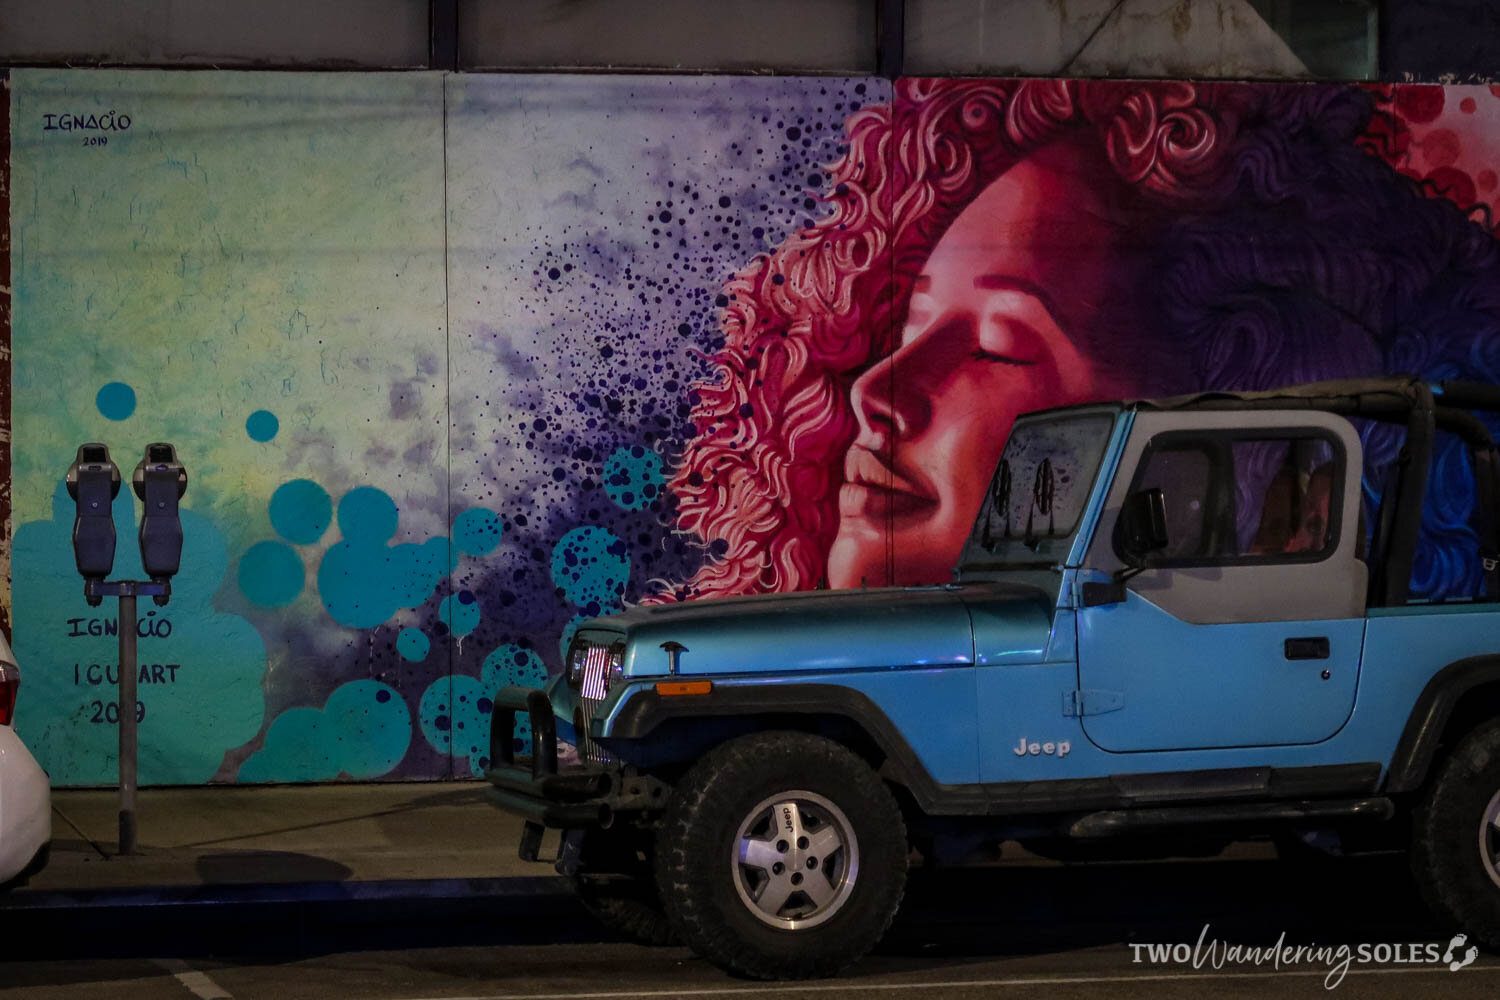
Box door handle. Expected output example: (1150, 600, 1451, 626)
(1284, 637, 1330, 660)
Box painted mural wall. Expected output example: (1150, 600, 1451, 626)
(6, 70, 1500, 785)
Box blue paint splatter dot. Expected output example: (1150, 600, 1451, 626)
(326, 679, 410, 778)
(237, 679, 410, 781)
(452, 508, 504, 556)
(317, 484, 454, 629)
(338, 486, 400, 543)
(418, 682, 453, 751)
(396, 627, 430, 662)
(550, 526, 630, 612)
(439, 591, 480, 638)
(481, 644, 548, 697)
(95, 382, 136, 421)
(269, 479, 332, 545)
(237, 540, 304, 607)
(319, 532, 450, 629)
(603, 446, 665, 512)
(245, 410, 280, 442)
(419, 675, 490, 765)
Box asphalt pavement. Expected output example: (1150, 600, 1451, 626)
(5, 845, 1499, 999)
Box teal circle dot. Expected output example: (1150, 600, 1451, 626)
(269, 479, 333, 544)
(95, 382, 137, 421)
(246, 410, 280, 442)
(481, 643, 548, 695)
(550, 526, 629, 614)
(396, 627, 430, 662)
(337, 486, 399, 544)
(440, 592, 480, 638)
(417, 678, 455, 753)
(452, 508, 504, 556)
(603, 445, 665, 511)
(237, 540, 304, 607)
(418, 675, 487, 759)
(479, 645, 547, 747)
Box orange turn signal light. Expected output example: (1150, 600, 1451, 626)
(655, 679, 713, 697)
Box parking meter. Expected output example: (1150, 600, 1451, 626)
(65, 443, 121, 606)
(132, 443, 187, 605)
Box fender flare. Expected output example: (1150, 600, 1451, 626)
(1386, 654, 1500, 794)
(603, 682, 977, 813)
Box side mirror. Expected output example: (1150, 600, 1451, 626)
(1119, 487, 1169, 565)
(1080, 488, 1171, 609)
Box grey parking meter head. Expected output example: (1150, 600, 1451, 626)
(131, 443, 187, 605)
(66, 443, 122, 606)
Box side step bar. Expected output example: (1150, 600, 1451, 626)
(1068, 797, 1394, 839)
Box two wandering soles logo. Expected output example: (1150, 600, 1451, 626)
(1130, 926, 1480, 990)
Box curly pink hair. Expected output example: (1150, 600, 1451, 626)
(658, 79, 1270, 601)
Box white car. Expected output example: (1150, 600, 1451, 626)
(0, 639, 50, 887)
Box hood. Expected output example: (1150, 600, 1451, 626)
(581, 582, 1053, 678)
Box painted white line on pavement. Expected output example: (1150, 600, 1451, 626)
(399, 962, 1500, 1000)
(153, 958, 234, 1000)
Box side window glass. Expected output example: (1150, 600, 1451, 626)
(1124, 432, 1342, 566)
(1131, 444, 1215, 560)
(1239, 438, 1339, 557)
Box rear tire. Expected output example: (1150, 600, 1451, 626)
(1411, 718, 1500, 948)
(654, 731, 907, 979)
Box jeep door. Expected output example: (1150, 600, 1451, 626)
(1074, 410, 1367, 752)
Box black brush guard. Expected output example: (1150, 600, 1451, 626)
(486, 685, 673, 831)
(485, 686, 619, 827)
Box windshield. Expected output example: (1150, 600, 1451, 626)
(959, 410, 1117, 571)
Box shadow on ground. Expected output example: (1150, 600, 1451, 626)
(194, 851, 354, 885)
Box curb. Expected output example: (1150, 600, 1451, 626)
(0, 874, 573, 911)
(0, 874, 605, 961)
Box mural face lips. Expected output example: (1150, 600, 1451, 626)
(839, 445, 937, 522)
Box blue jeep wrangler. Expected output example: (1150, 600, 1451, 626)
(487, 377, 1500, 978)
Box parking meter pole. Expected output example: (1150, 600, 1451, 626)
(69, 441, 185, 858)
(117, 583, 138, 856)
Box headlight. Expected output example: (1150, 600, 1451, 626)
(571, 639, 628, 699)
(603, 643, 626, 694)
(566, 639, 587, 688)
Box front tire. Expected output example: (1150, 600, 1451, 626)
(655, 731, 908, 979)
(573, 873, 679, 946)
(1411, 718, 1500, 948)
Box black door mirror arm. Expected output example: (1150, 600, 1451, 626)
(1080, 562, 1147, 608)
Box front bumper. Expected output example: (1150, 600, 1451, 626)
(484, 686, 667, 829)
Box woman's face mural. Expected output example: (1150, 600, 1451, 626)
(671, 78, 1500, 608)
(828, 138, 1129, 587)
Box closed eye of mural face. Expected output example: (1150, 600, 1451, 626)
(7, 71, 1500, 784)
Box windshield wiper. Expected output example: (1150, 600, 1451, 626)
(981, 459, 1013, 551)
(1022, 458, 1057, 551)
